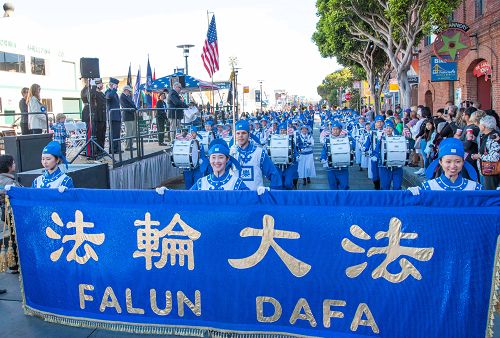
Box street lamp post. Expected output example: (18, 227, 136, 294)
(176, 44, 195, 75)
(258, 80, 263, 113)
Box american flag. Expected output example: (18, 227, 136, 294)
(201, 15, 219, 78)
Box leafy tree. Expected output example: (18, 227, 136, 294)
(317, 68, 355, 106)
(313, 0, 460, 108)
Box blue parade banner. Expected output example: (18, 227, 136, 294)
(431, 56, 458, 82)
(7, 188, 500, 337)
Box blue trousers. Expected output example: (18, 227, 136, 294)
(277, 163, 298, 190)
(370, 159, 380, 181)
(379, 166, 403, 190)
(327, 168, 349, 190)
(184, 168, 203, 190)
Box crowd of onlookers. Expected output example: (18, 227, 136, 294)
(361, 101, 499, 190)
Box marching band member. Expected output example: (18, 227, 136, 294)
(296, 124, 316, 185)
(215, 122, 224, 139)
(231, 120, 281, 191)
(375, 120, 404, 190)
(191, 140, 248, 191)
(363, 115, 385, 190)
(353, 116, 366, 168)
(321, 122, 349, 190)
(32, 141, 74, 190)
(320, 121, 332, 144)
(275, 123, 299, 190)
(408, 138, 482, 194)
(360, 122, 371, 171)
(176, 126, 206, 189)
(203, 120, 216, 140)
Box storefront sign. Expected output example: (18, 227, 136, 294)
(431, 57, 458, 82)
(473, 60, 492, 81)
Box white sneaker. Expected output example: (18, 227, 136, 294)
(414, 168, 424, 175)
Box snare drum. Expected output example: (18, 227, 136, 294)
(171, 140, 200, 169)
(268, 135, 294, 165)
(197, 131, 213, 152)
(381, 136, 408, 167)
(327, 136, 352, 168)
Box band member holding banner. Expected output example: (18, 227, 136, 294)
(321, 121, 350, 190)
(191, 139, 248, 191)
(408, 138, 482, 194)
(231, 120, 281, 191)
(32, 141, 74, 190)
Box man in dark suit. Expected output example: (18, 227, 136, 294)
(120, 85, 137, 151)
(167, 82, 188, 136)
(92, 78, 107, 153)
(105, 77, 121, 153)
(19, 87, 29, 135)
(156, 91, 168, 145)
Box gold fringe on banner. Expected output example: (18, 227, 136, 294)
(22, 305, 312, 338)
(486, 237, 500, 338)
(0, 243, 6, 272)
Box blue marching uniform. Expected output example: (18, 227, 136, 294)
(421, 173, 482, 191)
(33, 141, 74, 189)
(363, 128, 383, 188)
(371, 121, 404, 190)
(232, 120, 282, 191)
(321, 135, 350, 190)
(32, 167, 74, 189)
(191, 171, 248, 190)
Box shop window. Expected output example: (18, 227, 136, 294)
(31, 56, 46, 75)
(475, 0, 483, 17)
(0, 51, 26, 73)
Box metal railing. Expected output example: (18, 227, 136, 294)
(107, 107, 199, 168)
(0, 111, 51, 132)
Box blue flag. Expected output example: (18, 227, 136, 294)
(133, 67, 141, 108)
(145, 56, 153, 108)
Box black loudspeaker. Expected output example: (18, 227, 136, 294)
(3, 134, 53, 172)
(17, 163, 110, 189)
(80, 57, 100, 78)
(170, 75, 186, 89)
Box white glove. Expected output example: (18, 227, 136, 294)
(370, 156, 378, 162)
(4, 184, 13, 191)
(155, 186, 169, 195)
(407, 186, 420, 196)
(58, 186, 68, 193)
(257, 186, 270, 196)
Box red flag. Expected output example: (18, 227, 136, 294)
(151, 68, 158, 108)
(201, 15, 219, 77)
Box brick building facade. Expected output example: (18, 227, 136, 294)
(417, 0, 499, 112)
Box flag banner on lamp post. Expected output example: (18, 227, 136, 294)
(7, 188, 500, 337)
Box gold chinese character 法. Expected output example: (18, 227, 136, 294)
(45, 210, 105, 264)
(228, 214, 311, 277)
(341, 217, 434, 283)
(133, 213, 201, 271)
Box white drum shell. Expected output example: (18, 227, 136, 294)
(197, 131, 212, 152)
(172, 140, 200, 169)
(328, 137, 352, 168)
(269, 135, 293, 165)
(382, 136, 407, 167)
